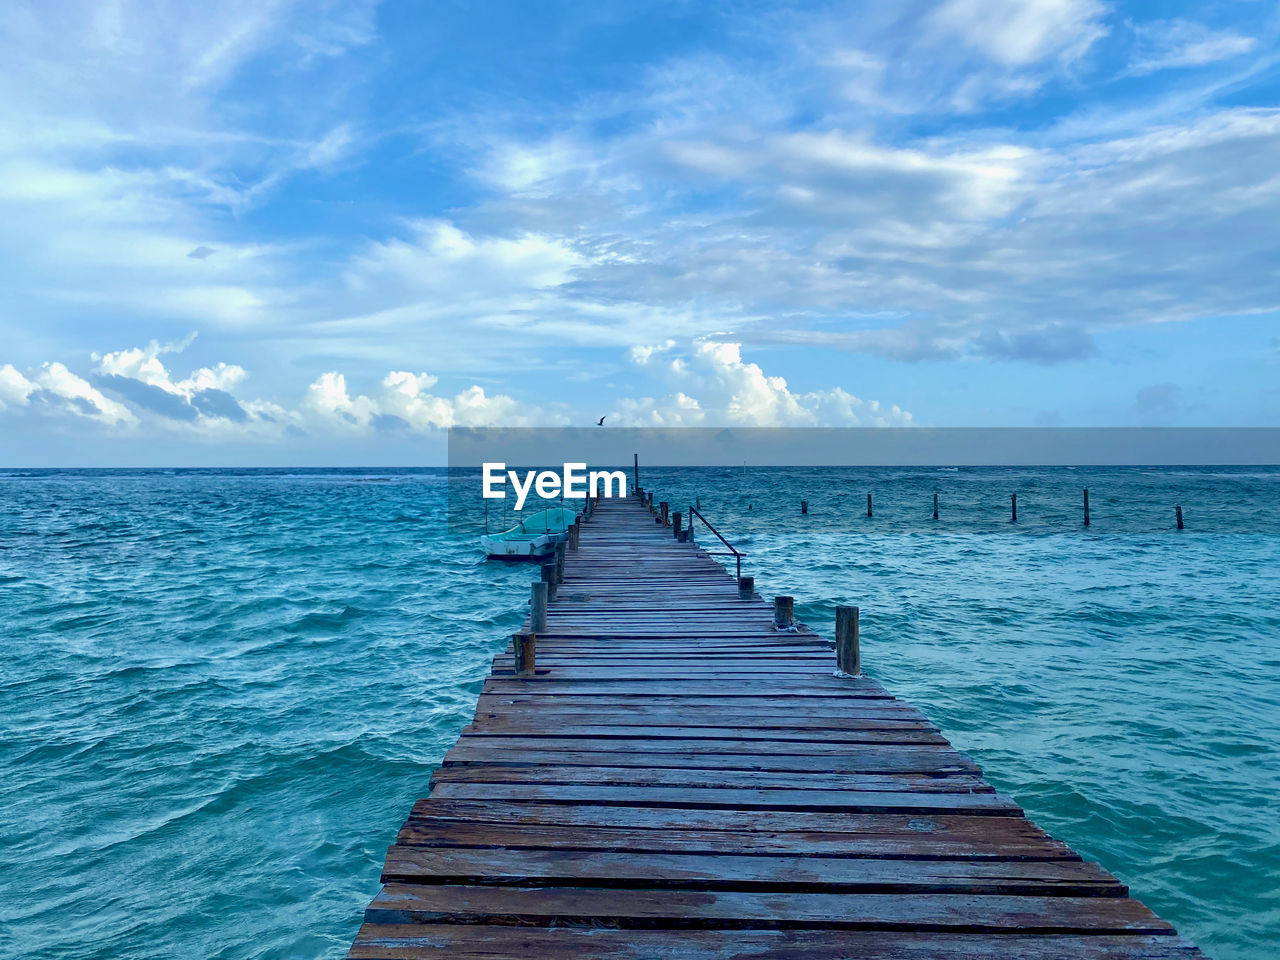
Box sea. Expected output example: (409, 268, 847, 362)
(1, 466, 1278, 959)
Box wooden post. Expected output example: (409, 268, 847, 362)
(513, 632, 536, 674)
(660, 502, 669, 526)
(541, 562, 557, 602)
(633, 453, 639, 494)
(646, 490, 653, 511)
(866, 493, 872, 518)
(686, 507, 694, 543)
(773, 595, 794, 629)
(738, 576, 754, 600)
(1083, 488, 1090, 527)
(932, 492, 939, 520)
(801, 499, 808, 514)
(836, 605, 860, 676)
(1011, 493, 1017, 523)
(569, 521, 580, 550)
(554, 541, 566, 584)
(672, 512, 682, 541)
(1176, 505, 1184, 530)
(530, 581, 548, 633)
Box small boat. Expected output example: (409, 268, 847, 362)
(481, 506, 577, 560)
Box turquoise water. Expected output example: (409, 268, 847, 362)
(1, 467, 1278, 959)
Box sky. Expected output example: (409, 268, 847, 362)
(1, 0, 1279, 465)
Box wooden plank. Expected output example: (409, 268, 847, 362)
(405, 798, 1031, 833)
(380, 847, 1125, 895)
(365, 883, 1174, 932)
(431, 765, 990, 794)
(426, 781, 1016, 813)
(352, 927, 1203, 959)
(460, 723, 949, 744)
(396, 817, 1080, 860)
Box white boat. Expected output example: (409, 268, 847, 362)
(481, 506, 577, 560)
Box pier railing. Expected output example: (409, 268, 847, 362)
(687, 504, 744, 579)
(634, 482, 746, 580)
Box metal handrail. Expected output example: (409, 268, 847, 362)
(688, 505, 744, 579)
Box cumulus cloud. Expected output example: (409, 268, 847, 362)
(619, 339, 912, 426)
(0, 339, 562, 440)
(30, 362, 136, 425)
(0, 363, 36, 411)
(1, 336, 917, 437)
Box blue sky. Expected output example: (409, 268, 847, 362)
(1, 0, 1278, 464)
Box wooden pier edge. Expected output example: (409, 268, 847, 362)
(348, 495, 1206, 959)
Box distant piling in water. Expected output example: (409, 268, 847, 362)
(1083, 488, 1090, 527)
(933, 492, 939, 520)
(866, 493, 873, 517)
(1011, 493, 1017, 523)
(1177, 505, 1184, 530)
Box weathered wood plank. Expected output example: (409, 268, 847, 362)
(380, 847, 1125, 895)
(396, 817, 1080, 861)
(352, 926, 1203, 959)
(365, 883, 1173, 932)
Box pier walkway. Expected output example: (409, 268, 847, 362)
(348, 495, 1204, 959)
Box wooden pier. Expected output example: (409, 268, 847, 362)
(349, 494, 1205, 959)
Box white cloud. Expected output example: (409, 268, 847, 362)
(0, 339, 561, 439)
(302, 369, 548, 431)
(95, 338, 248, 397)
(35, 362, 136, 425)
(929, 0, 1107, 67)
(1129, 20, 1257, 76)
(621, 339, 912, 426)
(345, 220, 584, 297)
(0, 363, 35, 410)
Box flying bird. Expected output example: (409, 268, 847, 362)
(596, 416, 606, 426)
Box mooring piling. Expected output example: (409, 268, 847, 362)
(801, 499, 808, 514)
(553, 541, 566, 584)
(540, 561, 556, 602)
(1011, 492, 1018, 523)
(529, 581, 547, 633)
(738, 575, 754, 599)
(866, 492, 873, 517)
(836, 604, 860, 676)
(512, 631, 536, 674)
(672, 511, 682, 541)
(1083, 488, 1090, 527)
(932, 491, 939, 520)
(773, 595, 794, 629)
(1177, 505, 1184, 530)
